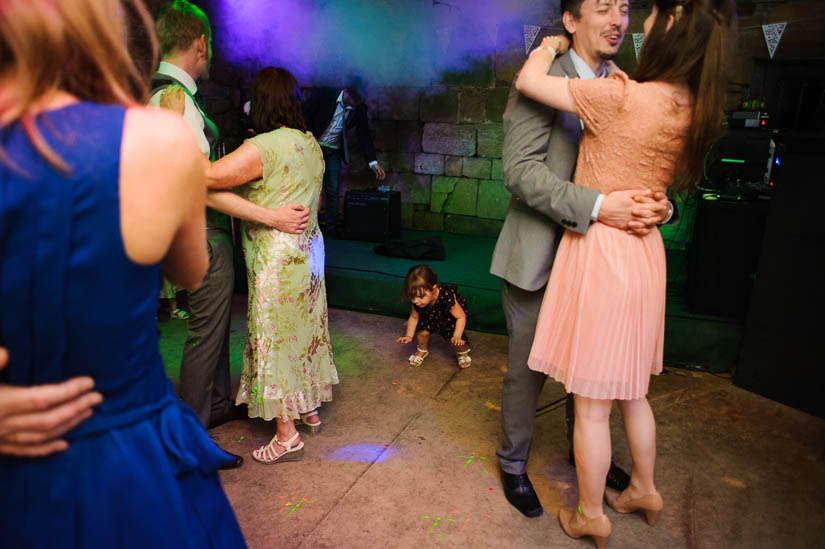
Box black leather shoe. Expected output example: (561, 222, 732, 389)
(500, 471, 544, 518)
(606, 462, 630, 492)
(569, 448, 631, 492)
(218, 452, 244, 470)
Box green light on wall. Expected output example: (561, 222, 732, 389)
(721, 158, 746, 164)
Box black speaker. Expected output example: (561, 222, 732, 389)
(343, 190, 401, 243)
(686, 193, 770, 318)
(735, 134, 825, 418)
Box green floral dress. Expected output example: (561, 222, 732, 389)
(235, 128, 338, 421)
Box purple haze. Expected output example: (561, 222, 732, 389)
(209, 0, 556, 87)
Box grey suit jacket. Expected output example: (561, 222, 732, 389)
(490, 52, 599, 292)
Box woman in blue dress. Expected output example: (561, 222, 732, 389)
(0, 1, 245, 547)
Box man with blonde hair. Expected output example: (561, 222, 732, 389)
(151, 0, 310, 469)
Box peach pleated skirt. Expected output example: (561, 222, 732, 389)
(527, 223, 666, 400)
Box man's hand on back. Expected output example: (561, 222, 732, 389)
(598, 189, 670, 236)
(267, 203, 310, 234)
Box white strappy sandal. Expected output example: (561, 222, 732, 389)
(252, 431, 304, 464)
(409, 347, 429, 367)
(457, 349, 472, 369)
(296, 411, 322, 436)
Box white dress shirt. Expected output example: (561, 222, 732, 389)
(149, 61, 210, 158)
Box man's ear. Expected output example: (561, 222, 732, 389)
(562, 11, 577, 35)
(195, 34, 207, 57)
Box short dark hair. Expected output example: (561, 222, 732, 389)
(156, 0, 211, 58)
(249, 67, 307, 134)
(344, 75, 366, 105)
(560, 0, 586, 40)
(402, 264, 438, 301)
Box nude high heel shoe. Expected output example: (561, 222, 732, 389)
(604, 489, 664, 526)
(559, 505, 612, 549)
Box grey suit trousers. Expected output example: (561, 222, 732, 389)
(496, 280, 575, 474)
(179, 229, 235, 428)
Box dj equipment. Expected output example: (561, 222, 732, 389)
(686, 193, 770, 318)
(703, 129, 776, 198)
(343, 189, 401, 243)
(734, 132, 825, 418)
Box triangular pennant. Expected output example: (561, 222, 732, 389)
(762, 22, 786, 59)
(436, 26, 451, 54)
(632, 33, 644, 60)
(524, 24, 540, 55)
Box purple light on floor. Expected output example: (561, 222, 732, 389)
(326, 443, 395, 463)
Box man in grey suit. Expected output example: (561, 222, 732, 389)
(491, 0, 673, 517)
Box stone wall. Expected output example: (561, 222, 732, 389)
(325, 35, 531, 237)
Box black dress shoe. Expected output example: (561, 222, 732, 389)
(568, 448, 630, 492)
(218, 452, 244, 470)
(606, 462, 630, 491)
(500, 471, 544, 518)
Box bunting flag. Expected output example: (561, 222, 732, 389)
(436, 26, 451, 54)
(524, 24, 540, 54)
(762, 22, 786, 59)
(632, 33, 644, 60)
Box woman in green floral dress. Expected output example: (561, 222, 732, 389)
(205, 67, 338, 464)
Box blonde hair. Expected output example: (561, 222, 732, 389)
(0, 0, 156, 170)
(156, 0, 210, 58)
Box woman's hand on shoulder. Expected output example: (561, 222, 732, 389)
(158, 85, 186, 115)
(538, 35, 570, 56)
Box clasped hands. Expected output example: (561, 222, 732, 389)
(600, 189, 671, 235)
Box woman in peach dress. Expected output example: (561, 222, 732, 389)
(515, 0, 735, 546)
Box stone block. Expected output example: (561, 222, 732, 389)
(199, 80, 231, 99)
(458, 89, 487, 123)
(441, 55, 494, 87)
(205, 97, 232, 115)
(477, 179, 510, 220)
(376, 152, 392, 172)
(371, 120, 397, 152)
(463, 157, 491, 180)
(396, 121, 423, 153)
(477, 123, 504, 158)
(413, 210, 444, 232)
(494, 48, 526, 87)
(420, 87, 458, 123)
(346, 149, 367, 172)
(378, 87, 422, 121)
(491, 158, 503, 180)
(445, 214, 504, 236)
(422, 123, 476, 156)
(486, 87, 510, 122)
(414, 153, 445, 175)
(444, 155, 463, 177)
(390, 152, 415, 173)
(401, 203, 415, 229)
(389, 172, 431, 205)
(430, 176, 477, 216)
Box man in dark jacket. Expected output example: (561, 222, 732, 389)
(303, 78, 386, 234)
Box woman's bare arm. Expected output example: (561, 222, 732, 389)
(515, 36, 576, 114)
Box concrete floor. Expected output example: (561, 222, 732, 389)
(162, 299, 825, 548)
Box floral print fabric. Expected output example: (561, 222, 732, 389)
(234, 128, 338, 421)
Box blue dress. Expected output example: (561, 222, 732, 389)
(0, 103, 246, 548)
